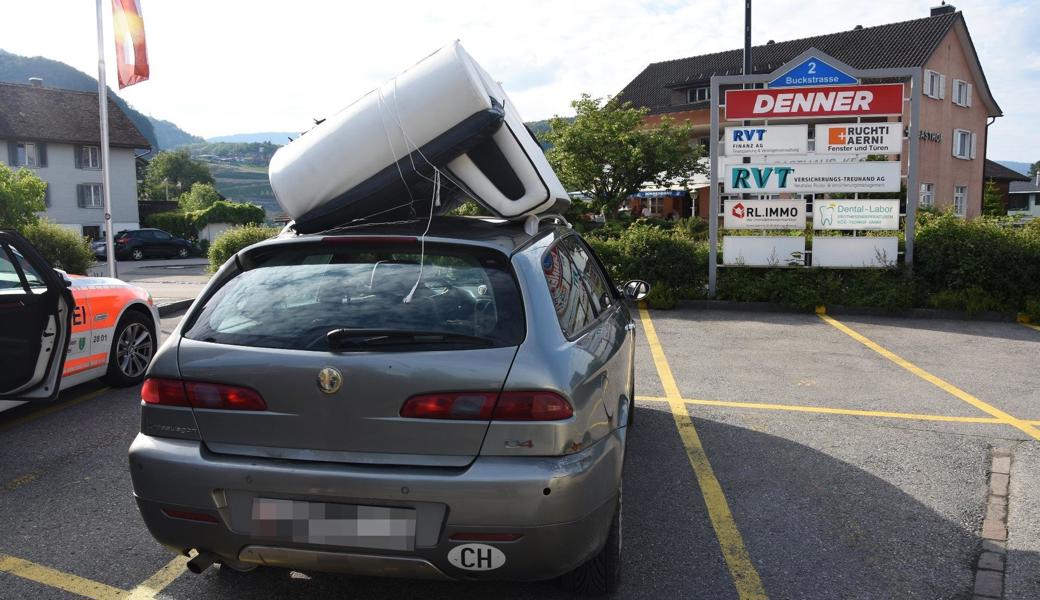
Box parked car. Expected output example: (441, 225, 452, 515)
(93, 228, 193, 261)
(0, 230, 160, 412)
(127, 216, 648, 594)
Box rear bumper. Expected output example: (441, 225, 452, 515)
(128, 428, 625, 581)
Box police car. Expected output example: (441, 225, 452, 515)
(1, 230, 160, 411)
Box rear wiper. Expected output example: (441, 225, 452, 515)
(326, 328, 495, 349)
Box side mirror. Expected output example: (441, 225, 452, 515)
(620, 280, 650, 301)
(54, 269, 73, 288)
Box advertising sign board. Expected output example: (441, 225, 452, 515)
(722, 236, 805, 266)
(724, 161, 901, 194)
(725, 84, 903, 120)
(812, 237, 899, 267)
(814, 199, 901, 230)
(816, 123, 902, 154)
(724, 199, 805, 230)
(724, 125, 808, 156)
(768, 56, 859, 88)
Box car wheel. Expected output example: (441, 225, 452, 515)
(176, 246, 189, 259)
(130, 248, 145, 261)
(557, 490, 622, 596)
(102, 311, 155, 387)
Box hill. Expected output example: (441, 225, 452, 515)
(996, 160, 1032, 177)
(0, 48, 202, 150)
(206, 132, 297, 144)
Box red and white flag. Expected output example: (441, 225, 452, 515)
(111, 0, 149, 88)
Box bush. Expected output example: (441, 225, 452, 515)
(143, 201, 266, 242)
(645, 282, 678, 309)
(1024, 298, 1040, 322)
(208, 225, 279, 271)
(21, 221, 95, 275)
(142, 211, 196, 241)
(586, 222, 707, 300)
(177, 182, 221, 212)
(0, 164, 47, 230)
(717, 267, 917, 311)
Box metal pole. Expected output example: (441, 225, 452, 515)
(904, 71, 921, 270)
(708, 77, 720, 297)
(744, 0, 752, 78)
(96, 0, 117, 279)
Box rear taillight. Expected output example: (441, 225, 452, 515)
(493, 392, 573, 421)
(400, 393, 497, 420)
(141, 378, 266, 411)
(400, 391, 573, 421)
(115, 236, 129, 244)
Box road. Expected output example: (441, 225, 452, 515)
(0, 308, 1037, 599)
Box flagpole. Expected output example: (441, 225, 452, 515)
(95, 0, 117, 278)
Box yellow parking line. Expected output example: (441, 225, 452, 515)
(0, 554, 127, 600)
(818, 314, 1040, 441)
(1021, 322, 1040, 334)
(639, 304, 768, 600)
(635, 395, 1040, 425)
(0, 386, 111, 434)
(125, 553, 191, 600)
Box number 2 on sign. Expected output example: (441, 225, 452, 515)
(807, 62, 817, 74)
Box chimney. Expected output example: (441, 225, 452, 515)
(28, 77, 43, 87)
(931, 2, 956, 16)
(854, 25, 863, 30)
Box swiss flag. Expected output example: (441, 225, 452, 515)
(111, 0, 149, 88)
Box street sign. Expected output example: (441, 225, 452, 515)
(722, 236, 805, 266)
(724, 124, 808, 156)
(725, 83, 904, 120)
(814, 199, 901, 230)
(816, 123, 902, 154)
(812, 237, 899, 267)
(724, 199, 806, 230)
(768, 55, 858, 88)
(724, 161, 901, 194)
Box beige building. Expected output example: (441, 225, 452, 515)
(617, 4, 1001, 218)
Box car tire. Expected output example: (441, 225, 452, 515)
(557, 491, 622, 596)
(130, 248, 145, 261)
(102, 311, 156, 387)
(176, 247, 189, 259)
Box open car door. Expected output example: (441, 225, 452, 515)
(0, 230, 74, 402)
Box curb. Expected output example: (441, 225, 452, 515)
(973, 447, 1011, 599)
(157, 298, 194, 317)
(674, 299, 1023, 323)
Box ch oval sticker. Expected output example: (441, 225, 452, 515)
(447, 543, 506, 571)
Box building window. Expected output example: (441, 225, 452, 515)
(82, 225, 102, 241)
(645, 197, 663, 215)
(953, 185, 967, 217)
(1008, 194, 1029, 212)
(952, 79, 972, 107)
(952, 129, 976, 160)
(919, 183, 935, 207)
(924, 69, 945, 99)
(77, 183, 104, 209)
(687, 87, 710, 103)
(79, 146, 101, 169)
(17, 142, 37, 167)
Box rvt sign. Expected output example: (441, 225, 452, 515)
(724, 124, 808, 156)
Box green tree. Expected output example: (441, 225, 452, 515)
(178, 182, 222, 212)
(143, 150, 214, 201)
(543, 94, 705, 219)
(1029, 161, 1039, 178)
(981, 179, 1006, 216)
(0, 164, 47, 230)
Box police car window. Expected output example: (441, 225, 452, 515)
(12, 249, 45, 289)
(0, 246, 26, 292)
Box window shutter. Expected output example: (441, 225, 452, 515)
(6, 141, 16, 165)
(74, 145, 83, 169)
(966, 83, 973, 107)
(77, 184, 86, 208)
(951, 130, 959, 158)
(43, 184, 51, 207)
(36, 143, 47, 167)
(939, 75, 946, 99)
(970, 133, 977, 160)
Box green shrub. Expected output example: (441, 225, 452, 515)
(143, 200, 266, 242)
(718, 267, 916, 311)
(645, 282, 678, 309)
(208, 225, 279, 271)
(178, 182, 221, 212)
(21, 221, 95, 275)
(585, 222, 707, 298)
(1024, 298, 1040, 323)
(142, 211, 196, 241)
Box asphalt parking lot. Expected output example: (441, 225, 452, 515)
(1, 307, 1037, 599)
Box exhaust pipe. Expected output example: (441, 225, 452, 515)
(186, 551, 217, 574)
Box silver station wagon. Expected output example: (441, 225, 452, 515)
(128, 216, 648, 595)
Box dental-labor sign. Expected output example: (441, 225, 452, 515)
(724, 83, 903, 120)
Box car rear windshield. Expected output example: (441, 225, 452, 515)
(183, 240, 525, 351)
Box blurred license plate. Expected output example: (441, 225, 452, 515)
(251, 498, 416, 551)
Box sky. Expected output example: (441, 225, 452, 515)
(1, 0, 1036, 160)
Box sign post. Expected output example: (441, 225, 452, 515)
(708, 48, 920, 295)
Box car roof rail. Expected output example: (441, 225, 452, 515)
(523, 213, 571, 236)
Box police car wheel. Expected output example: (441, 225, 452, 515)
(557, 489, 622, 595)
(102, 312, 155, 387)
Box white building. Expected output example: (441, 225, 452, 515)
(0, 80, 151, 240)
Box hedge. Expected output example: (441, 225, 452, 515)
(208, 225, 280, 271)
(142, 200, 266, 242)
(21, 221, 95, 275)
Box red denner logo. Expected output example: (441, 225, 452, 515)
(732, 202, 745, 219)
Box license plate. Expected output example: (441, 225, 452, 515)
(251, 498, 416, 551)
